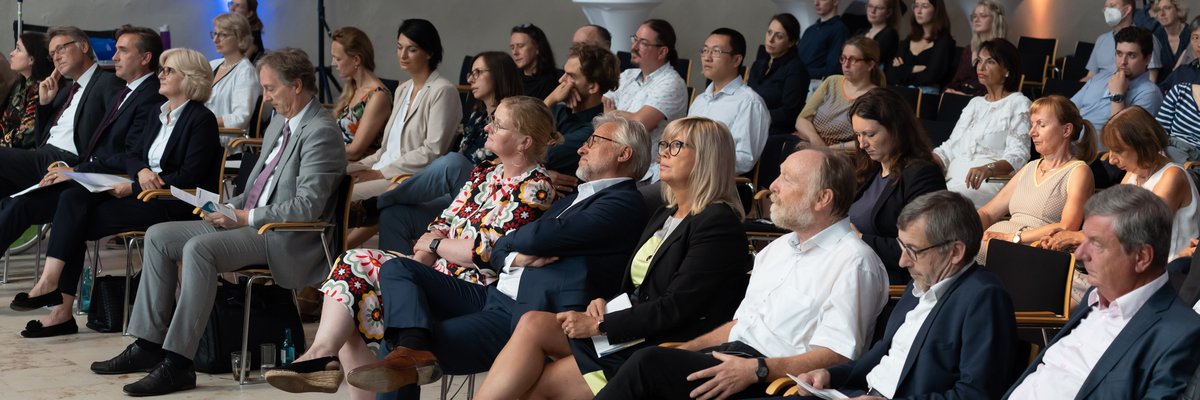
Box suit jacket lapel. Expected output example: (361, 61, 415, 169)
(273, 100, 323, 178)
(1074, 286, 1173, 398)
(73, 70, 102, 123)
(111, 77, 156, 123)
(403, 70, 441, 124)
(895, 267, 975, 387)
(621, 207, 672, 293)
(157, 102, 196, 162)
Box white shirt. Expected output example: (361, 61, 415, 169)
(604, 64, 687, 182)
(728, 219, 888, 359)
(496, 177, 633, 299)
(45, 63, 99, 155)
(206, 57, 261, 130)
(864, 264, 971, 398)
(687, 76, 769, 175)
(247, 99, 318, 221)
(120, 72, 153, 111)
(932, 93, 1032, 207)
(147, 101, 187, 173)
(1130, 163, 1199, 261)
(373, 83, 422, 171)
(1008, 273, 1170, 399)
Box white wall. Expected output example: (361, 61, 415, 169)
(3, 0, 1114, 90)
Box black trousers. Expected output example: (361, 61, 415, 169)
(0, 182, 71, 251)
(0, 145, 78, 197)
(44, 185, 193, 296)
(595, 341, 768, 400)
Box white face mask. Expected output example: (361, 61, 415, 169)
(1103, 7, 1125, 27)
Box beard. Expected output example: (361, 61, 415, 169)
(576, 156, 614, 182)
(770, 193, 816, 232)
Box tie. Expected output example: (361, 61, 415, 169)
(81, 87, 131, 161)
(242, 123, 292, 209)
(40, 82, 81, 147)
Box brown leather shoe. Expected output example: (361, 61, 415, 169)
(346, 346, 442, 393)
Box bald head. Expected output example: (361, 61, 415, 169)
(573, 25, 611, 50)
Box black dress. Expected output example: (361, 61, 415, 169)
(747, 46, 809, 135)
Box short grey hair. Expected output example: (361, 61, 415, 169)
(897, 190, 983, 263)
(592, 112, 651, 180)
(799, 146, 856, 219)
(256, 48, 317, 94)
(1084, 185, 1171, 268)
(46, 26, 93, 60)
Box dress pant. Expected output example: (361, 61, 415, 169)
(0, 145, 78, 197)
(126, 220, 269, 359)
(44, 185, 194, 295)
(595, 341, 767, 400)
(376, 153, 474, 252)
(0, 182, 70, 251)
(375, 257, 518, 400)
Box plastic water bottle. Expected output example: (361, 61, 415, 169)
(79, 263, 92, 310)
(158, 25, 171, 49)
(280, 328, 296, 364)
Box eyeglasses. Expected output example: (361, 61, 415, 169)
(699, 47, 733, 58)
(486, 114, 510, 130)
(839, 55, 867, 65)
(585, 134, 620, 148)
(466, 69, 490, 80)
(630, 36, 666, 48)
(896, 238, 954, 259)
(49, 41, 77, 58)
(157, 66, 176, 76)
(657, 140, 692, 156)
(210, 31, 233, 40)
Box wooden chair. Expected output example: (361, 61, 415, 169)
(984, 239, 1075, 343)
(673, 58, 692, 86)
(1019, 54, 1051, 97)
(936, 92, 973, 123)
(888, 85, 922, 118)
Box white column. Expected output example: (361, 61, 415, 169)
(574, 0, 664, 53)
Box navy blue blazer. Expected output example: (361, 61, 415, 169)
(76, 76, 166, 173)
(1005, 283, 1200, 400)
(123, 101, 222, 194)
(827, 266, 1018, 399)
(853, 160, 947, 284)
(35, 67, 124, 153)
(491, 179, 648, 316)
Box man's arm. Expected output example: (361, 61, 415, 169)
(677, 321, 734, 351)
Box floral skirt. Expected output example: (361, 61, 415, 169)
(320, 248, 405, 351)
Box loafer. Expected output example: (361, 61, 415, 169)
(91, 342, 163, 375)
(20, 318, 78, 338)
(347, 346, 441, 393)
(265, 356, 343, 393)
(122, 357, 196, 397)
(10, 290, 62, 311)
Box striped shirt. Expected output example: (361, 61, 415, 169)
(1157, 83, 1200, 148)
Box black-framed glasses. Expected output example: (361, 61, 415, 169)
(630, 36, 666, 48)
(699, 47, 732, 58)
(49, 41, 77, 58)
(896, 238, 954, 259)
(657, 140, 692, 157)
(466, 69, 490, 80)
(585, 134, 620, 148)
(157, 66, 176, 76)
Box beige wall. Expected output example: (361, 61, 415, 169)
(4, 0, 1118, 89)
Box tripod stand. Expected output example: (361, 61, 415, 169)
(315, 0, 341, 103)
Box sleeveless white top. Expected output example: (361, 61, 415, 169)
(1132, 163, 1199, 260)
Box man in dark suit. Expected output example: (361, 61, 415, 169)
(793, 190, 1018, 399)
(0, 25, 123, 197)
(332, 114, 652, 399)
(91, 48, 347, 396)
(0, 25, 164, 273)
(1006, 185, 1200, 399)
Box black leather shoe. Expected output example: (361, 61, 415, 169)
(91, 343, 163, 375)
(20, 318, 78, 338)
(10, 290, 62, 311)
(122, 358, 196, 397)
(265, 356, 343, 393)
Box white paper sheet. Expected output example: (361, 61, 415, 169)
(60, 172, 131, 193)
(591, 293, 645, 357)
(787, 373, 849, 399)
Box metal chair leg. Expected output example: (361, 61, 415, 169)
(122, 237, 141, 335)
(240, 274, 273, 385)
(467, 374, 476, 398)
(32, 231, 42, 280)
(2, 249, 9, 284)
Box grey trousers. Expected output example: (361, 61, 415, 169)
(126, 220, 269, 359)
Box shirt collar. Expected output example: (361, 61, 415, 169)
(912, 263, 972, 300)
(638, 63, 675, 84)
(704, 76, 745, 98)
(576, 177, 631, 199)
(790, 218, 853, 253)
(1087, 272, 1169, 318)
(286, 98, 319, 133)
(126, 72, 154, 92)
(158, 100, 189, 123)
(73, 63, 99, 90)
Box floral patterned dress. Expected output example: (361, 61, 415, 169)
(320, 162, 555, 347)
(337, 86, 390, 148)
(1, 78, 38, 149)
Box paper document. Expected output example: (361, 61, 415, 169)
(10, 181, 57, 198)
(591, 293, 645, 357)
(60, 172, 131, 193)
(786, 374, 849, 399)
(170, 186, 236, 219)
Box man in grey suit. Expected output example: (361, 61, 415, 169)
(90, 48, 347, 397)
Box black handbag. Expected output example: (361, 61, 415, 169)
(193, 277, 307, 374)
(86, 272, 140, 333)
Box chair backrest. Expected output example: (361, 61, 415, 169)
(936, 92, 973, 122)
(1018, 37, 1059, 64)
(1074, 41, 1095, 64)
(246, 95, 268, 139)
(1042, 78, 1084, 98)
(330, 175, 355, 256)
(673, 58, 692, 86)
(985, 239, 1075, 321)
(755, 134, 802, 191)
(1020, 54, 1051, 87)
(617, 51, 633, 71)
(380, 78, 400, 95)
(888, 85, 922, 117)
(457, 55, 473, 85)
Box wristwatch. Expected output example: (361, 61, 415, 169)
(755, 357, 769, 384)
(1012, 227, 1027, 243)
(429, 238, 442, 254)
(1109, 93, 1125, 103)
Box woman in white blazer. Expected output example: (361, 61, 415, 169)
(206, 13, 262, 130)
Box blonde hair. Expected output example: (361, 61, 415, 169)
(971, 0, 1008, 53)
(1030, 95, 1098, 163)
(659, 117, 745, 220)
(1154, 0, 1189, 23)
(161, 48, 213, 102)
(500, 96, 562, 163)
(213, 13, 253, 53)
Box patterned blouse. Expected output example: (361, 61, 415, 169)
(338, 86, 390, 146)
(457, 110, 494, 165)
(428, 162, 554, 285)
(1, 78, 38, 149)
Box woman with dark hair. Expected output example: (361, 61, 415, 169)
(511, 23, 562, 100)
(459, 51, 526, 165)
(946, 0, 1007, 95)
(886, 0, 955, 94)
(748, 13, 809, 136)
(857, 0, 902, 73)
(934, 39, 1030, 207)
(330, 27, 392, 161)
(847, 88, 946, 283)
(2, 32, 53, 148)
(797, 36, 885, 149)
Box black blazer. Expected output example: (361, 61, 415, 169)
(602, 203, 750, 344)
(76, 76, 166, 173)
(853, 160, 946, 284)
(491, 180, 648, 318)
(748, 46, 809, 136)
(829, 266, 1018, 399)
(34, 66, 124, 153)
(123, 101, 222, 194)
(1006, 284, 1200, 399)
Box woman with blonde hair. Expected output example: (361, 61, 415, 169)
(10, 48, 223, 337)
(206, 13, 261, 129)
(330, 27, 392, 161)
(796, 36, 886, 149)
(472, 116, 749, 399)
(1153, 0, 1192, 83)
(946, 0, 1007, 95)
